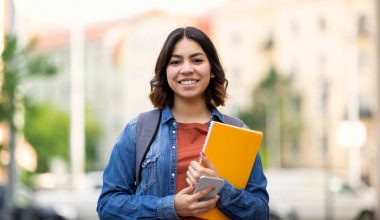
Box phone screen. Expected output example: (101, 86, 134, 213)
(193, 176, 224, 201)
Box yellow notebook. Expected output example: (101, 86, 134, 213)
(196, 121, 263, 220)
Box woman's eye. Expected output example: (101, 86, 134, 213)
(169, 60, 181, 65)
(193, 59, 204, 64)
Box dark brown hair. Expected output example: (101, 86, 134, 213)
(149, 27, 228, 108)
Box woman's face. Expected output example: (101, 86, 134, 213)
(166, 37, 212, 104)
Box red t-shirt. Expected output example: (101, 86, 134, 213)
(176, 122, 209, 193)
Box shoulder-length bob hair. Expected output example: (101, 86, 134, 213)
(149, 27, 228, 109)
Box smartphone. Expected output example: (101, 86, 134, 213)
(193, 176, 224, 201)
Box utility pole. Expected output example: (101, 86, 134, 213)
(375, 0, 380, 218)
(321, 77, 332, 220)
(69, 0, 85, 189)
(346, 23, 362, 188)
(0, 0, 4, 50)
(2, 0, 17, 220)
(336, 0, 365, 188)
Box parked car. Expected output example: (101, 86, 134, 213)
(0, 184, 66, 220)
(266, 168, 377, 220)
(34, 171, 103, 220)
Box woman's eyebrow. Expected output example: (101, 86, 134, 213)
(190, 53, 206, 58)
(170, 52, 206, 58)
(170, 54, 182, 59)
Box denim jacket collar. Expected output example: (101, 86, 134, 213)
(161, 106, 224, 124)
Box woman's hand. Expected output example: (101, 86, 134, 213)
(174, 185, 219, 217)
(186, 154, 219, 186)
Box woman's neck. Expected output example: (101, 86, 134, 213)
(171, 99, 211, 123)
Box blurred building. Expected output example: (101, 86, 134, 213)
(19, 11, 208, 166)
(210, 0, 378, 187)
(15, 0, 379, 189)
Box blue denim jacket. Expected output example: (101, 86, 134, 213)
(97, 107, 269, 220)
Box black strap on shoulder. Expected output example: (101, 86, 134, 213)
(222, 114, 243, 127)
(135, 109, 162, 186)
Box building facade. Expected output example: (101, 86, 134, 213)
(210, 0, 378, 187)
(16, 0, 379, 189)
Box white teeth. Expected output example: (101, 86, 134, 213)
(180, 80, 198, 85)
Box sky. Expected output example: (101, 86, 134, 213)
(13, 0, 229, 27)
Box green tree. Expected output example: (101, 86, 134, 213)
(1, 35, 56, 121)
(24, 100, 102, 173)
(24, 101, 69, 173)
(0, 35, 57, 148)
(239, 66, 302, 168)
(0, 34, 57, 217)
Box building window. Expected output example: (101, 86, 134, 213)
(232, 66, 241, 80)
(318, 54, 329, 114)
(264, 30, 274, 50)
(231, 32, 241, 46)
(359, 94, 372, 118)
(290, 63, 297, 76)
(319, 132, 328, 159)
(357, 14, 369, 36)
(290, 20, 299, 36)
(318, 17, 326, 32)
(318, 54, 326, 75)
(358, 51, 368, 72)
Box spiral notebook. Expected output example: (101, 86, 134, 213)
(197, 121, 263, 220)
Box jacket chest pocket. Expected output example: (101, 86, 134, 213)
(139, 154, 159, 192)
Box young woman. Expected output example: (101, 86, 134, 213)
(97, 27, 269, 219)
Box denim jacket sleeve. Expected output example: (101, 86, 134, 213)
(96, 119, 179, 220)
(216, 124, 269, 220)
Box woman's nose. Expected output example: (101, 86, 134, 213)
(180, 61, 194, 74)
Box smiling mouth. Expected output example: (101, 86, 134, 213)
(178, 80, 199, 85)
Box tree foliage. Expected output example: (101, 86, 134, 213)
(238, 66, 302, 167)
(23, 101, 69, 173)
(0, 34, 59, 193)
(1, 34, 101, 176)
(24, 100, 102, 173)
(0, 35, 57, 135)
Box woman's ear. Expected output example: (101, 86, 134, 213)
(211, 73, 215, 78)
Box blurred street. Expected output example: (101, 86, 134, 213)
(1, 0, 380, 219)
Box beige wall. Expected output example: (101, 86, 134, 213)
(210, 0, 378, 185)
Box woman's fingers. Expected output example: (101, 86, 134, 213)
(178, 185, 195, 194)
(174, 186, 219, 217)
(187, 164, 201, 185)
(189, 160, 203, 171)
(186, 170, 196, 186)
(193, 194, 219, 213)
(198, 195, 219, 207)
(201, 155, 215, 170)
(189, 160, 207, 177)
(188, 159, 219, 181)
(187, 157, 220, 188)
(186, 177, 193, 186)
(188, 164, 199, 178)
(192, 187, 214, 200)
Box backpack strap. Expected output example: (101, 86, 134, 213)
(222, 114, 244, 127)
(135, 109, 162, 186)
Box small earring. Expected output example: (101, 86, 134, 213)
(211, 74, 215, 78)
